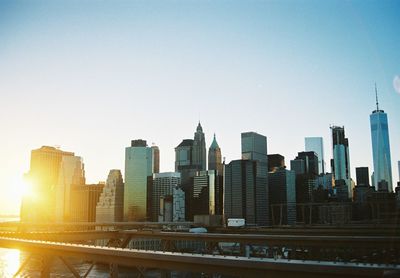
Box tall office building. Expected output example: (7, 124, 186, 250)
(290, 151, 318, 204)
(175, 139, 194, 172)
(192, 170, 223, 217)
(151, 172, 181, 222)
(151, 145, 160, 174)
(290, 152, 319, 176)
(268, 168, 296, 225)
(305, 137, 325, 174)
(370, 88, 393, 192)
(208, 134, 223, 174)
(192, 122, 207, 170)
(55, 156, 85, 222)
(354, 167, 372, 205)
(356, 167, 370, 187)
(224, 132, 269, 226)
(124, 140, 153, 221)
(21, 146, 75, 222)
(96, 170, 124, 223)
(241, 132, 268, 162)
(331, 126, 351, 200)
(224, 160, 269, 226)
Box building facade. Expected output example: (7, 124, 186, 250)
(241, 132, 268, 162)
(151, 145, 160, 174)
(268, 168, 296, 225)
(370, 92, 393, 192)
(192, 170, 223, 217)
(124, 140, 153, 221)
(96, 170, 124, 223)
(70, 183, 104, 222)
(21, 146, 75, 222)
(290, 151, 319, 204)
(224, 131, 269, 226)
(151, 172, 181, 222)
(267, 154, 285, 172)
(192, 122, 207, 171)
(305, 137, 325, 174)
(331, 126, 351, 200)
(208, 134, 223, 175)
(356, 167, 370, 187)
(55, 155, 85, 222)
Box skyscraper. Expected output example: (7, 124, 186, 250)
(370, 87, 393, 192)
(305, 137, 325, 174)
(124, 140, 153, 221)
(355, 167, 370, 187)
(55, 155, 85, 222)
(208, 134, 223, 174)
(290, 151, 318, 204)
(96, 170, 124, 223)
(224, 132, 269, 226)
(331, 126, 351, 200)
(268, 167, 296, 225)
(192, 122, 207, 170)
(151, 172, 181, 222)
(21, 146, 75, 222)
(151, 145, 160, 174)
(241, 132, 268, 162)
(192, 170, 223, 216)
(175, 139, 194, 172)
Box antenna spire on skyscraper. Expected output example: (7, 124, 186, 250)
(375, 83, 379, 111)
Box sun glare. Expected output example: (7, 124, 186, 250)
(1, 249, 20, 277)
(10, 176, 33, 202)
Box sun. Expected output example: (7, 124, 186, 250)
(9, 175, 33, 202)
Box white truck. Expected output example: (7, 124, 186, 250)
(227, 218, 245, 227)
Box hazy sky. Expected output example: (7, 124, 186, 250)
(1, 0, 399, 214)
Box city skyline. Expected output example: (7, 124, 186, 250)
(1, 1, 400, 214)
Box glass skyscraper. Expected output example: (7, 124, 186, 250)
(370, 92, 393, 192)
(305, 137, 325, 174)
(331, 126, 351, 199)
(241, 132, 267, 162)
(124, 139, 153, 221)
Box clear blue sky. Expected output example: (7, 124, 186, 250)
(0, 0, 399, 214)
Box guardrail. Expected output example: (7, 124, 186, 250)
(0, 236, 398, 278)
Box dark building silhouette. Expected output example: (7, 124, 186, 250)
(224, 132, 269, 226)
(290, 151, 318, 204)
(268, 167, 296, 225)
(267, 154, 285, 171)
(356, 167, 370, 187)
(191, 170, 223, 217)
